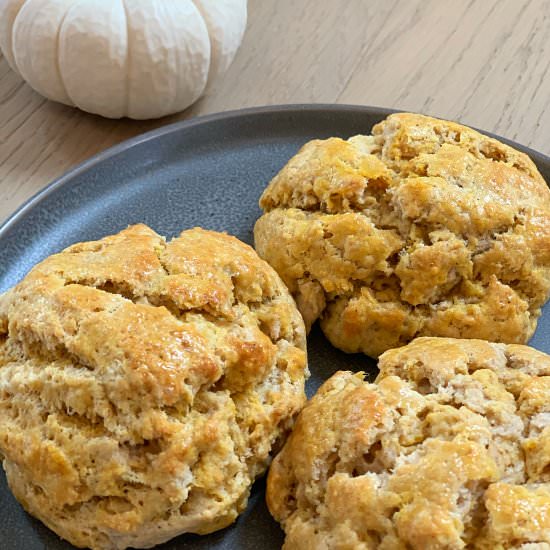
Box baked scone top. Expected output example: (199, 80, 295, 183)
(267, 337, 550, 550)
(255, 113, 550, 356)
(0, 224, 307, 550)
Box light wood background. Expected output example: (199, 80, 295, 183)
(1, 0, 549, 223)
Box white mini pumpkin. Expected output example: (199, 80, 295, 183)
(0, 0, 247, 119)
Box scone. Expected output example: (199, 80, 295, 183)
(254, 113, 550, 357)
(267, 337, 550, 549)
(0, 224, 307, 550)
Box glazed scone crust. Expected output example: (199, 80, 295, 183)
(267, 337, 550, 549)
(254, 113, 550, 356)
(0, 224, 307, 550)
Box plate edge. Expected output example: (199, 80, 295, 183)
(1, 103, 548, 241)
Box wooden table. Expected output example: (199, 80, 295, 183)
(1, 0, 549, 223)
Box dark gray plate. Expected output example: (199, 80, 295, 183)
(0, 105, 549, 550)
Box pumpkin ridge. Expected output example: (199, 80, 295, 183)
(56, 0, 84, 108)
(121, 0, 131, 118)
(177, 0, 211, 110)
(162, 1, 186, 117)
(1, 0, 27, 74)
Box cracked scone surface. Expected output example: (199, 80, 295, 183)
(254, 113, 550, 357)
(267, 337, 550, 550)
(0, 224, 307, 550)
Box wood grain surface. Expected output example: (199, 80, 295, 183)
(1, 0, 549, 223)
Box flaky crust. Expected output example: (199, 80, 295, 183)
(267, 337, 550, 550)
(0, 224, 307, 550)
(254, 113, 550, 356)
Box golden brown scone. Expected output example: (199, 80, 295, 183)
(267, 337, 550, 549)
(0, 224, 307, 550)
(254, 113, 550, 356)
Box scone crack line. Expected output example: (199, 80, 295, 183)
(152, 241, 171, 279)
(48, 231, 286, 332)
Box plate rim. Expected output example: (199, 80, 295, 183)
(1, 103, 550, 548)
(2, 103, 549, 241)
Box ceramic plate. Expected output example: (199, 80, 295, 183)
(1, 105, 549, 549)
